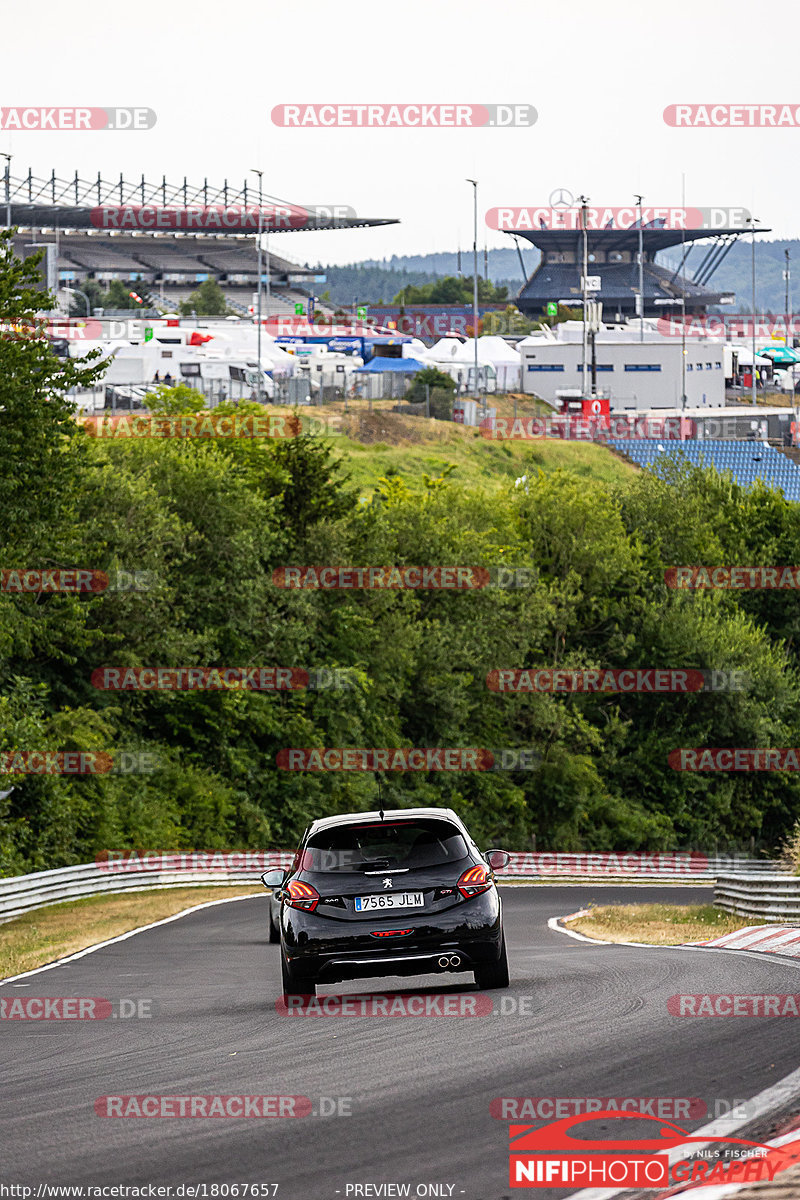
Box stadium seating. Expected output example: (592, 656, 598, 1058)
(608, 439, 800, 502)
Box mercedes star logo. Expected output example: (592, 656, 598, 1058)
(549, 188, 574, 209)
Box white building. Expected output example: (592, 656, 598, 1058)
(518, 321, 726, 410)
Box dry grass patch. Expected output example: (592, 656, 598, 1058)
(0, 885, 262, 980)
(565, 903, 751, 945)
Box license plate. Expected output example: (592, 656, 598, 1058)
(354, 892, 424, 912)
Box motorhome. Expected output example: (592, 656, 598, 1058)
(283, 343, 364, 392)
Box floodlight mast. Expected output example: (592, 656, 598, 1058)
(466, 179, 480, 405)
(578, 195, 589, 396)
(1, 154, 11, 228)
(250, 168, 263, 400)
(635, 194, 644, 342)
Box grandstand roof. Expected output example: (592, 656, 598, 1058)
(7, 202, 398, 234)
(510, 226, 767, 255)
(3, 168, 398, 235)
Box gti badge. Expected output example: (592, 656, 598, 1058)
(383, 877, 393, 889)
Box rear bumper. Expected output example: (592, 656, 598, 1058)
(280, 892, 502, 983)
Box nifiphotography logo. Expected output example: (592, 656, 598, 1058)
(507, 1111, 784, 1188)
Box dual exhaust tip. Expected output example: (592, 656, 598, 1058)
(437, 954, 462, 970)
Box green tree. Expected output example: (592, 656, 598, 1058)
(68, 279, 104, 317)
(482, 305, 535, 336)
(104, 280, 141, 310)
(179, 278, 230, 316)
(0, 231, 105, 549)
(405, 367, 456, 419)
(393, 276, 508, 305)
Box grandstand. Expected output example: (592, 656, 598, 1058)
(13, 228, 327, 314)
(609, 439, 800, 501)
(5, 166, 398, 313)
(508, 218, 765, 322)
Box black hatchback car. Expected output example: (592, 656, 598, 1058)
(261, 807, 510, 995)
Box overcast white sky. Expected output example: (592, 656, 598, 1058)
(3, 0, 799, 266)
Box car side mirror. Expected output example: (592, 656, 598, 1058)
(261, 869, 285, 889)
(485, 849, 510, 871)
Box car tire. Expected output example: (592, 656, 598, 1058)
(268, 909, 280, 943)
(474, 931, 510, 990)
(281, 948, 315, 997)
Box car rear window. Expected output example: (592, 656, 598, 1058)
(301, 820, 469, 873)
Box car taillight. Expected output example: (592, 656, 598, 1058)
(457, 864, 492, 899)
(285, 880, 320, 912)
(370, 929, 413, 937)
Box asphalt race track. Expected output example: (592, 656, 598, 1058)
(3, 886, 800, 1200)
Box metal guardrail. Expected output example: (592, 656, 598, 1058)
(714, 873, 800, 922)
(0, 855, 786, 925)
(0, 856, 295, 924)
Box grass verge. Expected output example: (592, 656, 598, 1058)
(0, 885, 262, 980)
(564, 903, 751, 945)
(273, 403, 636, 497)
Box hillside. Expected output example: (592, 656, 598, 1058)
(292, 403, 637, 495)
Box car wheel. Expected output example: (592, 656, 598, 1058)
(268, 909, 280, 943)
(281, 948, 315, 997)
(474, 931, 510, 990)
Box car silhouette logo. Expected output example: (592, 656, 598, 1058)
(549, 188, 574, 209)
(509, 1111, 778, 1156)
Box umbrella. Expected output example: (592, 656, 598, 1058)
(758, 346, 800, 364)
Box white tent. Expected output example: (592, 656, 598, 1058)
(476, 336, 522, 390)
(727, 345, 772, 367)
(425, 337, 468, 360)
(421, 337, 497, 392)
